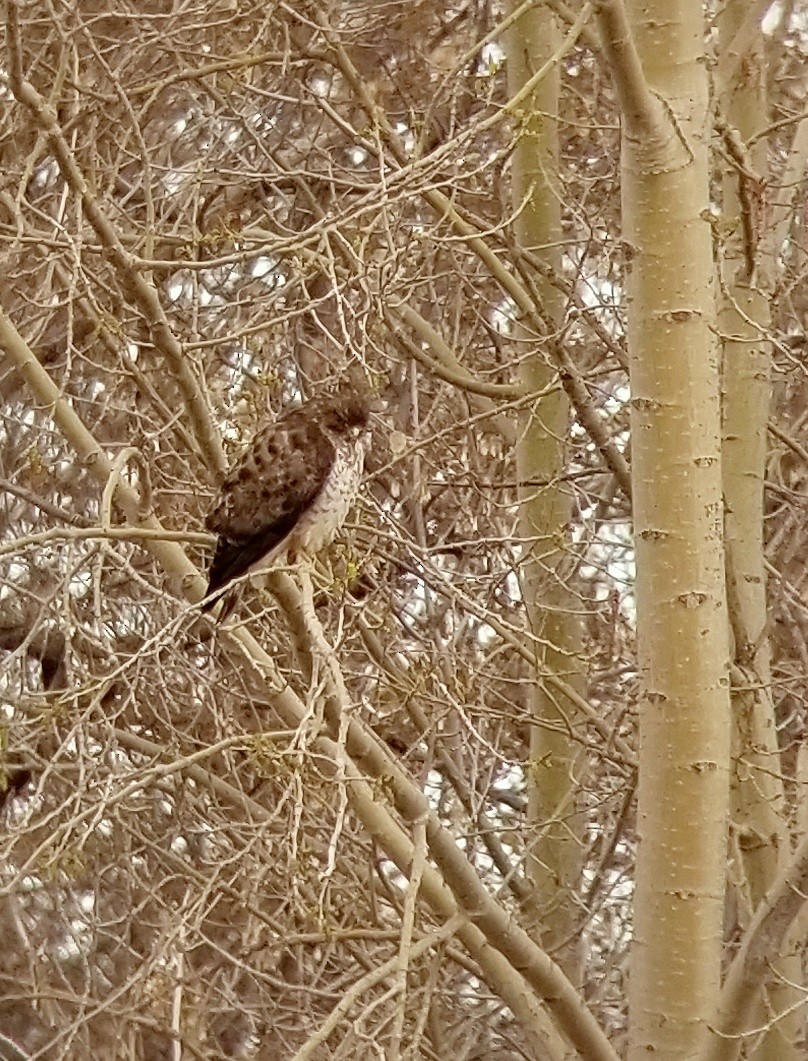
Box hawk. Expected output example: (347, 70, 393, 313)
(203, 377, 371, 615)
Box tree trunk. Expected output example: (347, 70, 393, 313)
(508, 1, 585, 980)
(718, 3, 801, 1057)
(600, 1, 733, 1055)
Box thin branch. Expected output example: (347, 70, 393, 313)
(0, 308, 207, 599)
(0, 476, 91, 527)
(388, 305, 525, 401)
(2, 302, 618, 1061)
(554, 341, 633, 501)
(768, 421, 808, 465)
(704, 831, 808, 1061)
(292, 917, 466, 1061)
(0, 526, 211, 561)
(4, 3, 226, 478)
(594, 0, 680, 168)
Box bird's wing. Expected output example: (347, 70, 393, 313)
(204, 407, 336, 602)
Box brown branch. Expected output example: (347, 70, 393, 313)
(554, 343, 633, 501)
(715, 111, 767, 280)
(768, 421, 808, 465)
(387, 305, 525, 401)
(1, 300, 618, 1061)
(0, 308, 206, 601)
(0, 526, 211, 562)
(705, 831, 808, 1061)
(0, 476, 91, 527)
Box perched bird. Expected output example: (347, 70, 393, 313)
(203, 376, 371, 616)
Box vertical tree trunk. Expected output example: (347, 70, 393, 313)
(507, 3, 584, 979)
(717, 4, 800, 1057)
(606, 1, 732, 1055)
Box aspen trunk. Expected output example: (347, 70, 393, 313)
(717, 3, 800, 1057)
(507, 2, 584, 978)
(612, 2, 733, 1055)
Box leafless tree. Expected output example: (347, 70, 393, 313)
(0, 2, 805, 1058)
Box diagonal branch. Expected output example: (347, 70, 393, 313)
(0, 307, 206, 597)
(594, 0, 684, 170)
(388, 304, 525, 401)
(704, 831, 808, 1061)
(1, 304, 619, 1061)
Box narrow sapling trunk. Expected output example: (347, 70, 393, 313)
(507, 1, 585, 980)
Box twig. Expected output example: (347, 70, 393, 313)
(4, 4, 226, 478)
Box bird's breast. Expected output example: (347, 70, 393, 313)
(293, 438, 366, 554)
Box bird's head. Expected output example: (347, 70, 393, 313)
(320, 376, 372, 438)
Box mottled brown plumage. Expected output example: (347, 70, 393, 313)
(203, 379, 370, 612)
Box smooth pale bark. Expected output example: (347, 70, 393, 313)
(606, 2, 732, 1056)
(717, 4, 800, 1057)
(719, 0, 782, 894)
(507, 2, 585, 979)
